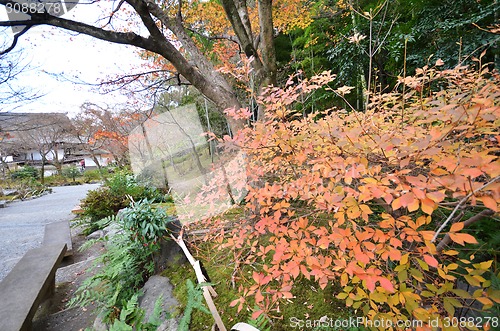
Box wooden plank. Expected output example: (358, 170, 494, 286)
(71, 205, 83, 214)
(43, 221, 73, 257)
(0, 243, 67, 331)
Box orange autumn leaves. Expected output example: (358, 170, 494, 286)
(179, 0, 315, 76)
(194, 65, 500, 327)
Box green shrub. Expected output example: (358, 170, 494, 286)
(81, 187, 127, 225)
(108, 294, 166, 331)
(42, 174, 67, 186)
(80, 170, 166, 233)
(70, 232, 156, 321)
(120, 199, 173, 245)
(83, 168, 109, 182)
(106, 170, 163, 200)
(178, 280, 211, 331)
(63, 166, 81, 182)
(11, 166, 39, 180)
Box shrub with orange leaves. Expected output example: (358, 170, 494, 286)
(187, 62, 500, 329)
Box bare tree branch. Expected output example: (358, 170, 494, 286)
(0, 26, 30, 55)
(436, 209, 495, 252)
(432, 175, 500, 243)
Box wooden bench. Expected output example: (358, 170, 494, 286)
(43, 221, 73, 257)
(0, 243, 67, 331)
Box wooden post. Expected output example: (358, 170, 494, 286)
(171, 233, 227, 331)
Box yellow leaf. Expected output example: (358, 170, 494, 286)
(449, 232, 477, 245)
(420, 290, 434, 297)
(407, 198, 420, 212)
(464, 275, 482, 287)
(476, 296, 493, 306)
(370, 291, 387, 303)
(398, 269, 408, 282)
(475, 260, 493, 270)
(417, 258, 429, 271)
(438, 267, 456, 281)
(340, 272, 348, 286)
(400, 253, 410, 265)
(388, 294, 399, 306)
(443, 298, 455, 316)
(426, 190, 446, 203)
(451, 288, 470, 298)
(488, 289, 500, 303)
(392, 196, 403, 211)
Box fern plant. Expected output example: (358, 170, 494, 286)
(108, 293, 167, 331)
(247, 313, 272, 331)
(178, 280, 211, 331)
(69, 199, 172, 323)
(68, 232, 155, 321)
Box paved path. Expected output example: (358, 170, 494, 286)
(0, 184, 100, 281)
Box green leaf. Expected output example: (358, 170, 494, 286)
(443, 298, 455, 316)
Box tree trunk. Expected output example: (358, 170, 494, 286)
(40, 157, 45, 184)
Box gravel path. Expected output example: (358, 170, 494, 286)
(0, 184, 100, 281)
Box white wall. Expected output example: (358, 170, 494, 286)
(82, 155, 111, 168)
(25, 148, 65, 161)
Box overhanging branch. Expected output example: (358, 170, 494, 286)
(0, 26, 30, 55)
(0, 5, 155, 52)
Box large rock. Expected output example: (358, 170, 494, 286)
(102, 223, 123, 237)
(92, 312, 108, 331)
(153, 218, 188, 274)
(2, 189, 18, 196)
(85, 230, 104, 240)
(139, 275, 180, 330)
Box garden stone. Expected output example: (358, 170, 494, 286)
(86, 230, 104, 240)
(3, 189, 18, 196)
(139, 275, 179, 326)
(102, 223, 122, 237)
(92, 312, 108, 331)
(116, 208, 126, 221)
(158, 318, 179, 331)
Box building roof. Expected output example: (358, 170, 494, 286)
(0, 112, 76, 154)
(0, 112, 73, 134)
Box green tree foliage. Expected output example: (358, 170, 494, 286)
(286, 0, 499, 109)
